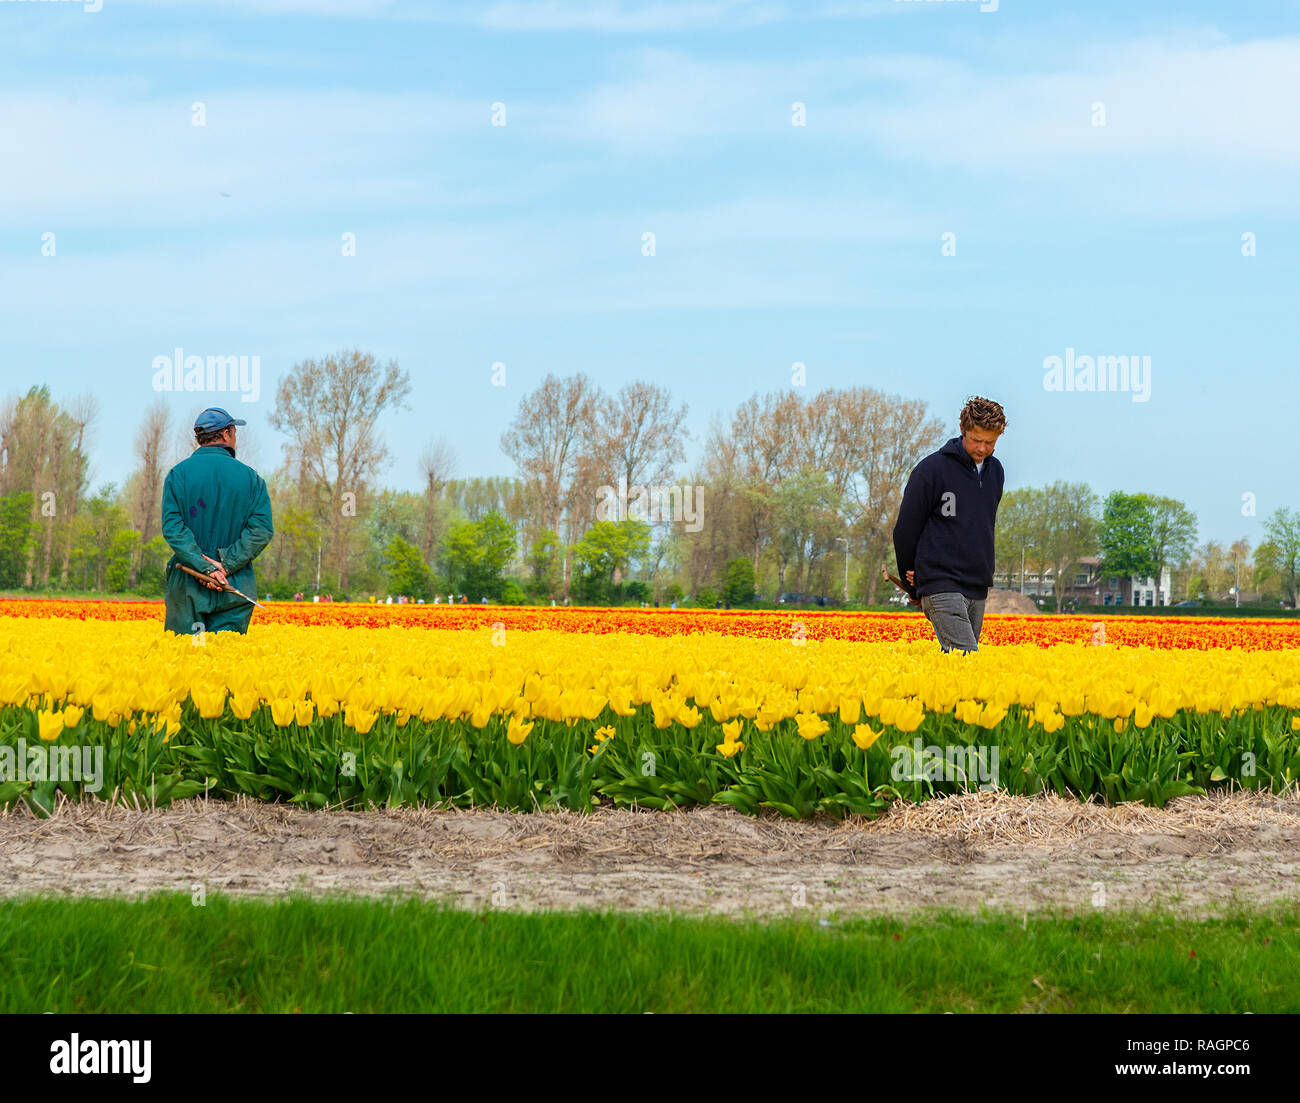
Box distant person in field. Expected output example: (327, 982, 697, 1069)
(892, 396, 1006, 653)
(161, 408, 274, 636)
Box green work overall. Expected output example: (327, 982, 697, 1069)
(160, 445, 274, 636)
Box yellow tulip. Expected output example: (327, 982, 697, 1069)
(721, 719, 743, 742)
(795, 712, 829, 741)
(852, 723, 883, 751)
(507, 716, 534, 745)
(191, 685, 227, 720)
(652, 696, 678, 729)
(295, 699, 315, 726)
(594, 725, 615, 742)
(892, 702, 925, 733)
(61, 705, 85, 729)
(346, 706, 378, 735)
(270, 698, 295, 727)
(230, 691, 259, 720)
(37, 710, 63, 742)
(716, 739, 744, 757)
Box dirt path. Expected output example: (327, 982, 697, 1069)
(3, 790, 1299, 918)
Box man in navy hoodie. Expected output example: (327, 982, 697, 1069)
(892, 397, 1006, 652)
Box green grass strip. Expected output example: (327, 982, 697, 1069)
(1, 894, 1295, 1013)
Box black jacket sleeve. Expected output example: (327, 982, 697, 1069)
(892, 462, 932, 596)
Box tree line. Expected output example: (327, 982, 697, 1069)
(3, 353, 1298, 607)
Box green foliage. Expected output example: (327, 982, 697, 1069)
(693, 586, 718, 608)
(68, 485, 133, 591)
(366, 491, 424, 570)
(722, 557, 756, 606)
(383, 536, 436, 600)
(136, 535, 172, 593)
(1259, 509, 1300, 607)
(104, 529, 140, 592)
(622, 580, 651, 603)
(0, 492, 37, 588)
(443, 511, 516, 600)
(1100, 491, 1156, 580)
(527, 529, 561, 592)
(572, 521, 650, 588)
(5, 700, 1297, 818)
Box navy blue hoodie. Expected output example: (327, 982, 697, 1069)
(892, 437, 1004, 601)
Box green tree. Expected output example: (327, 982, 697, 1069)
(1256, 508, 1300, 607)
(1099, 491, 1156, 582)
(136, 535, 171, 593)
(105, 529, 141, 592)
(571, 520, 651, 601)
(444, 511, 517, 599)
(1143, 494, 1197, 603)
(383, 536, 436, 600)
(722, 557, 756, 606)
(773, 469, 840, 595)
(1039, 482, 1100, 612)
(526, 528, 561, 595)
(68, 485, 132, 591)
(0, 491, 37, 589)
(994, 488, 1041, 591)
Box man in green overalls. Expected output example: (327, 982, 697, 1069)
(161, 408, 274, 636)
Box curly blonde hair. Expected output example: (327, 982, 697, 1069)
(959, 396, 1007, 435)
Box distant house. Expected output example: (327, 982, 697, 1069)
(1092, 562, 1172, 607)
(995, 556, 1173, 606)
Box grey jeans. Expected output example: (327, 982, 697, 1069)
(920, 592, 986, 653)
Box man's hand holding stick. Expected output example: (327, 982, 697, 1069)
(881, 563, 921, 607)
(176, 556, 266, 610)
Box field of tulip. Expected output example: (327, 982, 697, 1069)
(5, 597, 1300, 648)
(2, 600, 1299, 817)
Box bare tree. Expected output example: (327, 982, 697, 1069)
(269, 349, 412, 591)
(126, 400, 172, 587)
(836, 389, 944, 603)
(55, 394, 97, 586)
(0, 388, 97, 587)
(596, 381, 689, 496)
(418, 437, 456, 561)
(131, 400, 171, 541)
(500, 373, 602, 594)
(1143, 494, 1198, 604)
(1039, 481, 1100, 611)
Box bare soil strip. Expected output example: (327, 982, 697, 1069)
(3, 790, 1299, 918)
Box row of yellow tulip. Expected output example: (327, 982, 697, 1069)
(5, 618, 1300, 742)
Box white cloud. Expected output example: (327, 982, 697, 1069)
(837, 37, 1300, 166)
(0, 88, 497, 222)
(117, 0, 791, 29)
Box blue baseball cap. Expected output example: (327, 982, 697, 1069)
(193, 407, 247, 432)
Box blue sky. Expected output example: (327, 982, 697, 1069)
(2, 0, 1297, 548)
